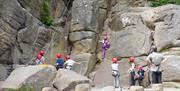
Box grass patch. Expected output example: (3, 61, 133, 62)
(150, 0, 180, 7)
(5, 85, 35, 91)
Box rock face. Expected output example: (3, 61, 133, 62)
(1, 0, 180, 90)
(151, 84, 163, 91)
(162, 56, 180, 82)
(94, 58, 138, 87)
(2, 65, 56, 91)
(72, 53, 96, 75)
(75, 84, 91, 91)
(42, 87, 57, 91)
(107, 13, 151, 58)
(141, 5, 180, 51)
(53, 69, 91, 91)
(130, 86, 144, 91)
(0, 0, 66, 65)
(0, 64, 8, 81)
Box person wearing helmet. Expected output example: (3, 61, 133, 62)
(56, 53, 64, 70)
(111, 57, 121, 88)
(137, 66, 145, 86)
(146, 52, 165, 84)
(35, 54, 43, 64)
(100, 35, 110, 61)
(39, 50, 46, 64)
(64, 55, 80, 70)
(128, 57, 138, 86)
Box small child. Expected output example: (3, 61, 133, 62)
(56, 53, 64, 70)
(137, 66, 145, 86)
(64, 55, 80, 70)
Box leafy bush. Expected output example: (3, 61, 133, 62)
(150, 0, 180, 7)
(40, 0, 54, 26)
(5, 85, 35, 91)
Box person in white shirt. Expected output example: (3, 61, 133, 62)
(64, 55, 80, 70)
(146, 52, 165, 84)
(111, 57, 120, 88)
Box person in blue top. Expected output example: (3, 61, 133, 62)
(137, 66, 145, 86)
(56, 53, 64, 70)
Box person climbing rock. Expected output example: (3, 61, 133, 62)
(137, 66, 145, 86)
(128, 57, 138, 86)
(146, 52, 165, 84)
(100, 35, 110, 61)
(35, 54, 43, 65)
(64, 55, 80, 70)
(55, 53, 64, 70)
(111, 57, 120, 88)
(39, 50, 46, 64)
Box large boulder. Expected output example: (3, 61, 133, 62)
(42, 87, 57, 91)
(1, 65, 57, 91)
(162, 55, 180, 82)
(72, 53, 97, 75)
(75, 84, 91, 91)
(141, 5, 180, 51)
(130, 86, 144, 91)
(107, 13, 151, 58)
(53, 69, 91, 91)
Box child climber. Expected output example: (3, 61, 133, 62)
(55, 53, 64, 70)
(39, 50, 46, 64)
(101, 35, 110, 61)
(64, 55, 80, 70)
(111, 57, 120, 88)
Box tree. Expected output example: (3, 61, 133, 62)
(40, 0, 54, 26)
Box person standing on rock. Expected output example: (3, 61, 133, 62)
(64, 55, 80, 70)
(39, 50, 46, 64)
(100, 35, 110, 61)
(128, 57, 138, 86)
(111, 57, 121, 88)
(56, 53, 64, 70)
(146, 52, 165, 84)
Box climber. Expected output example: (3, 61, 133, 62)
(35, 54, 43, 64)
(64, 55, 80, 70)
(111, 57, 121, 89)
(137, 66, 145, 86)
(146, 52, 165, 84)
(55, 53, 64, 70)
(100, 35, 110, 61)
(39, 50, 46, 64)
(128, 57, 138, 86)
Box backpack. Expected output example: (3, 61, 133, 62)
(138, 70, 145, 80)
(56, 58, 64, 67)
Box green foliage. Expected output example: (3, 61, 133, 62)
(150, 0, 180, 7)
(5, 85, 35, 91)
(40, 0, 54, 26)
